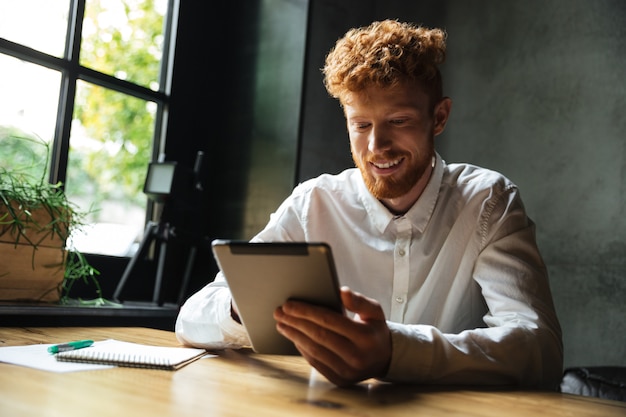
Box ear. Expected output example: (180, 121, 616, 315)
(433, 97, 452, 136)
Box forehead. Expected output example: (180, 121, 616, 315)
(342, 82, 430, 114)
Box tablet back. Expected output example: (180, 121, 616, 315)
(211, 240, 343, 355)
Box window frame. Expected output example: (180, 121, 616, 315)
(0, 0, 179, 234)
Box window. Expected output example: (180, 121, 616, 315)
(0, 0, 178, 256)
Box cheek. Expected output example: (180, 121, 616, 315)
(400, 130, 431, 151)
(349, 135, 365, 156)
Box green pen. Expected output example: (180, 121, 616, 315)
(47, 339, 94, 354)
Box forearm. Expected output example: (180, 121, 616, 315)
(384, 322, 563, 389)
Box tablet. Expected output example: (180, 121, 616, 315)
(211, 239, 344, 355)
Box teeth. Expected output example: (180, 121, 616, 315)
(373, 159, 401, 169)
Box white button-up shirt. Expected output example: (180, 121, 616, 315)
(176, 153, 563, 388)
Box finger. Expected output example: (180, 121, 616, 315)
(276, 291, 386, 356)
(275, 303, 390, 385)
(281, 323, 361, 386)
(278, 299, 354, 334)
(276, 300, 388, 374)
(299, 349, 355, 387)
(275, 318, 352, 383)
(275, 307, 353, 353)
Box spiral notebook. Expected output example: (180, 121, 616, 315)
(55, 339, 207, 370)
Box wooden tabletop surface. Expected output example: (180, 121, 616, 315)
(1, 327, 624, 417)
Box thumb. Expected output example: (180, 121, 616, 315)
(340, 286, 385, 322)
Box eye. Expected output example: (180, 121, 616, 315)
(390, 118, 407, 125)
(352, 121, 371, 130)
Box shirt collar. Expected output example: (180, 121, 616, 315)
(356, 152, 445, 234)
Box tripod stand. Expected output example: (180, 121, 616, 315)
(112, 153, 203, 306)
(112, 219, 199, 306)
(113, 220, 170, 305)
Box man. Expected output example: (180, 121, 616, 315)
(176, 19, 563, 389)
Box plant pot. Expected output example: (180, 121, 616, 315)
(0, 203, 67, 302)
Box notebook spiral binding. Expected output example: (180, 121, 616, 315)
(57, 350, 174, 369)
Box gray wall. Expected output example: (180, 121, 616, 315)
(299, 0, 626, 369)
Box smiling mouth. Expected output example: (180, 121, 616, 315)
(371, 158, 402, 169)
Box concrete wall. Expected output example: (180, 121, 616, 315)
(299, 0, 626, 369)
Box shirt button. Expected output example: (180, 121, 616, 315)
(395, 296, 404, 304)
(398, 249, 406, 256)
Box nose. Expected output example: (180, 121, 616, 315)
(368, 124, 392, 153)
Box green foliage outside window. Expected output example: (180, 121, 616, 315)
(68, 0, 164, 219)
(1, 0, 170, 258)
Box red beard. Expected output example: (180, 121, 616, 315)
(353, 147, 434, 200)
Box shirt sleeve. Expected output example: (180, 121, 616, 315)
(174, 188, 309, 350)
(175, 271, 251, 349)
(384, 184, 563, 390)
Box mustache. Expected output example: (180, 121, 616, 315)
(365, 151, 406, 163)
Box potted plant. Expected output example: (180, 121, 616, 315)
(0, 132, 103, 304)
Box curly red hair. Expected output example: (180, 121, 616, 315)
(323, 19, 446, 107)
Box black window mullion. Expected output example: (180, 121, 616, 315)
(0, 39, 65, 71)
(160, 0, 178, 96)
(50, 75, 76, 186)
(50, 0, 85, 185)
(151, 0, 179, 161)
(79, 67, 167, 104)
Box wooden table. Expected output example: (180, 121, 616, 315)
(1, 327, 624, 417)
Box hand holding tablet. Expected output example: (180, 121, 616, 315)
(211, 240, 344, 355)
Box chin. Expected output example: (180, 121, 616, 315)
(365, 176, 412, 200)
